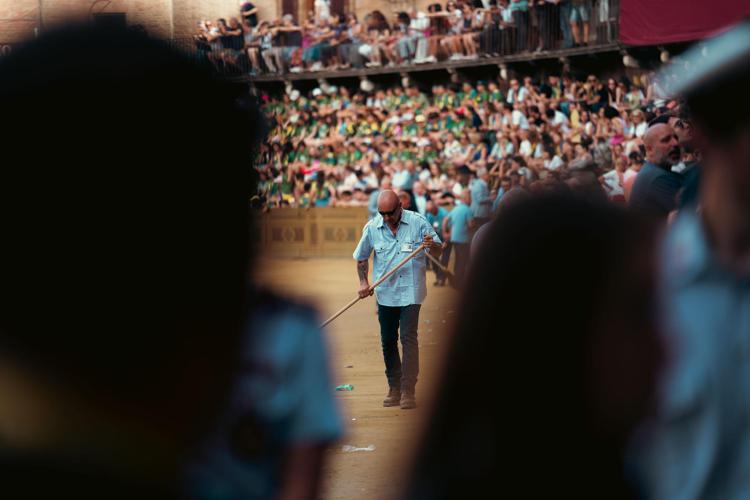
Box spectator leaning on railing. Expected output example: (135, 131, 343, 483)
(195, 0, 611, 76)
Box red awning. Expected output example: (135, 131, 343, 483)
(619, 0, 750, 46)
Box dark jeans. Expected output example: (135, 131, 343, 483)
(538, 3, 553, 49)
(440, 241, 453, 284)
(513, 10, 529, 51)
(428, 254, 445, 283)
(452, 242, 470, 288)
(559, 0, 573, 48)
(377, 303, 421, 394)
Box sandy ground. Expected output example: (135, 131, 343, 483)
(255, 256, 458, 500)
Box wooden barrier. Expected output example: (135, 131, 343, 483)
(257, 207, 369, 258)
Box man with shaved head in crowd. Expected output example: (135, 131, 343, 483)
(353, 190, 442, 410)
(629, 123, 684, 218)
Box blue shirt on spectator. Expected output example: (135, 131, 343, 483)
(491, 187, 506, 213)
(367, 189, 380, 219)
(425, 207, 447, 234)
(393, 169, 415, 191)
(470, 178, 491, 218)
(353, 209, 440, 307)
(631, 209, 750, 500)
(510, 0, 529, 12)
(445, 203, 473, 244)
(187, 295, 343, 499)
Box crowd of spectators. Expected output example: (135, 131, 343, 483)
(255, 69, 668, 215)
(194, 0, 617, 75)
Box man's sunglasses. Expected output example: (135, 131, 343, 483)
(379, 207, 399, 217)
(674, 119, 690, 130)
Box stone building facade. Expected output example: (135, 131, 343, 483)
(0, 0, 430, 46)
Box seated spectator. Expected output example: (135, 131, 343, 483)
(254, 71, 657, 212)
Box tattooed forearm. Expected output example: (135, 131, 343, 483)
(357, 260, 369, 283)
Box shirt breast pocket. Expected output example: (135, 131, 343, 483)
(373, 244, 390, 276)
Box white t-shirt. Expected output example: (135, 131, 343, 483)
(314, 0, 330, 20)
(443, 140, 462, 158)
(545, 155, 564, 171)
(634, 121, 647, 138)
(623, 168, 638, 185)
(553, 110, 570, 132)
(511, 110, 529, 130)
(519, 139, 532, 157)
(410, 12, 429, 32)
(506, 86, 529, 104)
(602, 170, 624, 197)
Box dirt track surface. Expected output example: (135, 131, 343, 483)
(256, 256, 457, 500)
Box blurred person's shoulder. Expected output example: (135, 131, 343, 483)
(249, 289, 318, 323)
(245, 289, 324, 355)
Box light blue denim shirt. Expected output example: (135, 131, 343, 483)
(353, 209, 440, 307)
(470, 178, 491, 218)
(446, 203, 473, 244)
(631, 209, 750, 500)
(186, 297, 343, 500)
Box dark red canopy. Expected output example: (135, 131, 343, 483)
(619, 0, 750, 45)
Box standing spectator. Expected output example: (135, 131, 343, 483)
(470, 167, 492, 226)
(442, 190, 474, 287)
(245, 22, 263, 74)
(413, 181, 429, 215)
(629, 123, 683, 218)
(259, 22, 278, 73)
(535, 0, 556, 51)
(270, 15, 303, 74)
(480, 0, 502, 56)
(194, 20, 213, 65)
(240, 0, 259, 28)
(569, 0, 589, 47)
(426, 3, 449, 61)
(425, 200, 448, 285)
(314, 0, 330, 23)
(510, 0, 529, 52)
(221, 17, 245, 71)
(441, 2, 465, 60)
(558, 0, 573, 48)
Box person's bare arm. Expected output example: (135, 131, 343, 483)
(441, 216, 451, 243)
(357, 259, 373, 298)
(423, 234, 442, 259)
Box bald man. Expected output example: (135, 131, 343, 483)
(353, 190, 442, 409)
(629, 123, 684, 217)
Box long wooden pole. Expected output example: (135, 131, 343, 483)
(320, 245, 426, 328)
(423, 250, 454, 280)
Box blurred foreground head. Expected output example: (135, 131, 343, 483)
(0, 24, 263, 494)
(666, 21, 750, 267)
(406, 194, 662, 499)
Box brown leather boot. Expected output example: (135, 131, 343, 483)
(400, 392, 417, 410)
(383, 388, 401, 407)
